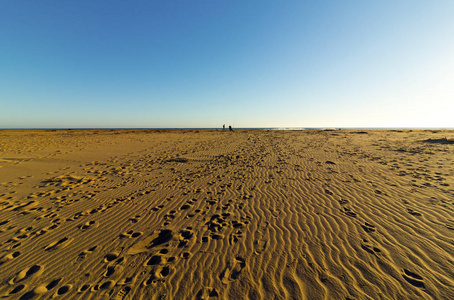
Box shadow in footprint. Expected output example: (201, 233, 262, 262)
(149, 230, 173, 248)
(402, 269, 425, 288)
(343, 207, 357, 218)
(220, 257, 246, 284)
(361, 222, 376, 233)
(407, 209, 422, 216)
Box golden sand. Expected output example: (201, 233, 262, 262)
(0, 129, 453, 299)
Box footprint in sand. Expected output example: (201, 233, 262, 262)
(210, 233, 224, 240)
(164, 211, 177, 222)
(343, 207, 357, 218)
(407, 208, 422, 216)
(7, 241, 22, 250)
(220, 257, 246, 284)
(3, 284, 27, 297)
(145, 265, 173, 285)
(180, 203, 192, 210)
(35, 223, 59, 236)
(129, 215, 141, 223)
(104, 252, 120, 262)
(445, 222, 454, 230)
(15, 226, 34, 235)
(196, 287, 219, 299)
(127, 229, 173, 255)
(45, 278, 62, 291)
(338, 198, 349, 205)
(360, 240, 382, 256)
(231, 220, 246, 229)
(78, 246, 97, 260)
(120, 230, 143, 238)
(52, 284, 72, 297)
(178, 228, 195, 248)
(78, 220, 99, 230)
(254, 239, 267, 254)
(0, 251, 21, 265)
(78, 284, 91, 293)
(253, 222, 268, 254)
(230, 230, 244, 244)
(145, 255, 163, 266)
(402, 269, 425, 288)
(117, 276, 134, 286)
(9, 264, 44, 284)
(104, 263, 124, 279)
(361, 222, 376, 233)
(20, 278, 63, 299)
(325, 189, 334, 196)
(114, 286, 132, 300)
(45, 237, 73, 251)
(131, 231, 143, 238)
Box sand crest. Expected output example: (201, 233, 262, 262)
(0, 129, 453, 299)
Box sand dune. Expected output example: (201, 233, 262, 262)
(0, 129, 453, 299)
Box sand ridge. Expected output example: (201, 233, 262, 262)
(0, 129, 453, 299)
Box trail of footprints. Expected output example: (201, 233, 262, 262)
(3, 183, 253, 298)
(2, 133, 226, 297)
(0, 167, 171, 299)
(335, 184, 428, 292)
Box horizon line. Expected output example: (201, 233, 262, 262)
(1, 127, 453, 130)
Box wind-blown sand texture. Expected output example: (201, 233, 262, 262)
(0, 129, 453, 300)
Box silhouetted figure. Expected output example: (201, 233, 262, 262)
(223, 124, 225, 131)
(229, 125, 233, 131)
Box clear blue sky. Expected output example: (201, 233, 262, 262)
(1, 1, 453, 128)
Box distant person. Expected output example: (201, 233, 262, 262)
(223, 124, 225, 131)
(229, 125, 233, 131)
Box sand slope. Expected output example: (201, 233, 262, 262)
(0, 129, 453, 299)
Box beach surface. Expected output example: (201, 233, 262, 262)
(0, 129, 453, 299)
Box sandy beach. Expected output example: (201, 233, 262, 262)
(0, 129, 453, 299)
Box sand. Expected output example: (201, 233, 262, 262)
(0, 129, 453, 299)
